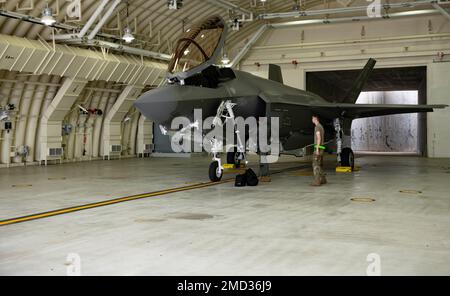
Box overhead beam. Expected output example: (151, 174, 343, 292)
(0, 8, 125, 42)
(432, 3, 450, 21)
(63, 39, 172, 61)
(205, 0, 253, 17)
(230, 24, 269, 68)
(0, 9, 73, 30)
(88, 0, 122, 40)
(53, 0, 111, 40)
(270, 9, 439, 28)
(259, 0, 436, 20)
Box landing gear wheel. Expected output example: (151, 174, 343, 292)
(341, 148, 355, 169)
(227, 151, 241, 168)
(209, 161, 223, 182)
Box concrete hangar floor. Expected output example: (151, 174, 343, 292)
(0, 154, 449, 276)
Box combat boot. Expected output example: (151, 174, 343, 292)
(310, 179, 322, 187)
(320, 176, 327, 185)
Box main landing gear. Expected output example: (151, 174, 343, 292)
(334, 118, 355, 170)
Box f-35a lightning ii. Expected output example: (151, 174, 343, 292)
(135, 15, 447, 182)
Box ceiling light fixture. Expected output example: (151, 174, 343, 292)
(41, 4, 56, 26)
(123, 27, 135, 43)
(168, 0, 183, 10)
(221, 53, 230, 65)
(122, 1, 135, 43)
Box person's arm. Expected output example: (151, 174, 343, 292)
(315, 131, 321, 155)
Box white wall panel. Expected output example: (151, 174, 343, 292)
(427, 63, 450, 158)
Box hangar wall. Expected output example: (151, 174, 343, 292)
(0, 35, 166, 166)
(240, 14, 450, 158)
(427, 63, 450, 158)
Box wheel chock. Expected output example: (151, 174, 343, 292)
(336, 166, 360, 173)
(223, 163, 247, 170)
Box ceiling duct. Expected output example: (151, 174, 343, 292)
(0, 34, 167, 86)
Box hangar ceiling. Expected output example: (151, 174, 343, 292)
(0, 0, 303, 55)
(1, 1, 444, 58)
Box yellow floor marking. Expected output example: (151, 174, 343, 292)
(293, 171, 314, 176)
(399, 190, 422, 194)
(48, 177, 67, 181)
(11, 184, 33, 188)
(351, 197, 376, 203)
(1, 164, 309, 227)
(0, 179, 233, 227)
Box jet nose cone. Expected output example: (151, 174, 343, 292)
(134, 87, 178, 125)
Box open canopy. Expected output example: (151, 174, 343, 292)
(168, 16, 226, 76)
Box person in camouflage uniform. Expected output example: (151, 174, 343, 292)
(311, 114, 327, 186)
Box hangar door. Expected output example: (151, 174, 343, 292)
(306, 67, 427, 155)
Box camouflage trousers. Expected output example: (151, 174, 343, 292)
(312, 152, 325, 182)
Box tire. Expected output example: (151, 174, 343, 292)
(209, 161, 223, 182)
(226, 151, 241, 168)
(341, 148, 355, 169)
(227, 151, 236, 164)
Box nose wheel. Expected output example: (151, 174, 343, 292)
(209, 160, 223, 182)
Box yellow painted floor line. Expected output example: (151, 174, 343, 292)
(0, 179, 234, 227)
(0, 164, 310, 227)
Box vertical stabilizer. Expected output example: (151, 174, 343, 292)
(268, 64, 284, 84)
(345, 58, 377, 104)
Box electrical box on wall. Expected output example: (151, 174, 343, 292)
(2, 121, 12, 131)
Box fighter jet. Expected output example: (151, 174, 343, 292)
(135, 15, 447, 182)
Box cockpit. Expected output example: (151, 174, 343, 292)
(167, 16, 236, 88)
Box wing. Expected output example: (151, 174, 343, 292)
(264, 93, 448, 119)
(307, 103, 448, 119)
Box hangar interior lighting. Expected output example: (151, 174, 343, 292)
(41, 4, 56, 26)
(122, 1, 135, 44)
(221, 53, 231, 65)
(168, 0, 183, 10)
(122, 27, 135, 43)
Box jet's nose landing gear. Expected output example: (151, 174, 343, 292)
(209, 138, 224, 182)
(209, 160, 223, 182)
(208, 100, 248, 182)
